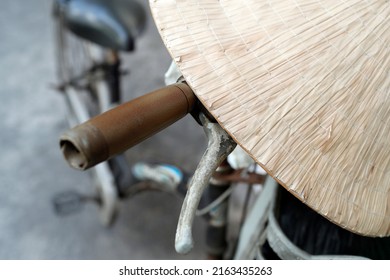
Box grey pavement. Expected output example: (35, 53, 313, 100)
(0, 0, 208, 259)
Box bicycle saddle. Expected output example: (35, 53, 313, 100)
(56, 0, 146, 51)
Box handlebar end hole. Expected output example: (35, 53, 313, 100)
(60, 139, 87, 170)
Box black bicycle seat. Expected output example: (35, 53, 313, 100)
(55, 0, 146, 51)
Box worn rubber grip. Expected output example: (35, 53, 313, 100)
(60, 83, 196, 170)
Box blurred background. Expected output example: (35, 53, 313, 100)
(0, 0, 208, 259)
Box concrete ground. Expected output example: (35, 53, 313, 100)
(0, 0, 208, 259)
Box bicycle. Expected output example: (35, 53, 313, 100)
(55, 0, 390, 260)
(52, 0, 146, 225)
(60, 72, 387, 259)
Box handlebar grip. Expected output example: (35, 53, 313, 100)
(60, 83, 196, 170)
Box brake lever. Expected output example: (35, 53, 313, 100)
(175, 113, 236, 254)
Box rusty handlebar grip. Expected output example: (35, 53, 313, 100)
(60, 83, 196, 170)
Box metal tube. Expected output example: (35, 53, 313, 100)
(60, 83, 196, 170)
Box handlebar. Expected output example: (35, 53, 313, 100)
(60, 83, 196, 170)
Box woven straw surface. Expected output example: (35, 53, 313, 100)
(150, 0, 390, 236)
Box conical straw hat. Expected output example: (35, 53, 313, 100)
(150, 0, 390, 237)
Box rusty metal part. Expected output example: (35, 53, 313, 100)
(175, 113, 237, 254)
(210, 158, 265, 186)
(209, 159, 233, 186)
(212, 169, 266, 185)
(60, 83, 196, 170)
